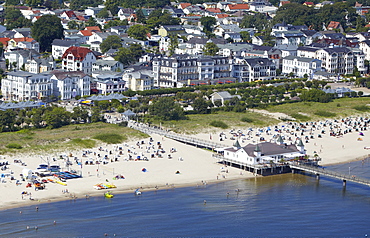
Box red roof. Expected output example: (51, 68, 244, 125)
(180, 3, 191, 9)
(303, 2, 314, 5)
(216, 14, 229, 18)
(327, 21, 341, 29)
(63, 10, 76, 18)
(76, 15, 86, 21)
(79, 30, 93, 36)
(0, 37, 10, 47)
(227, 4, 249, 10)
(62, 46, 93, 61)
(206, 8, 221, 13)
(85, 26, 101, 33)
(13, 37, 35, 43)
(280, 1, 290, 5)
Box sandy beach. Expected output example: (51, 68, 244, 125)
(1, 115, 370, 211)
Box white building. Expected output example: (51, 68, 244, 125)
(282, 56, 322, 78)
(315, 48, 354, 75)
(61, 46, 96, 75)
(231, 57, 276, 82)
(52, 39, 79, 59)
(221, 138, 305, 166)
(1, 71, 53, 101)
(93, 72, 126, 95)
(50, 71, 91, 100)
(122, 69, 154, 91)
(92, 60, 123, 72)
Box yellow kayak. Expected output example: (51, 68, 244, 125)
(56, 180, 67, 186)
(104, 192, 114, 198)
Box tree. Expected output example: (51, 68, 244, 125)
(0, 109, 16, 132)
(96, 8, 110, 18)
(129, 44, 144, 61)
(104, 0, 119, 15)
(240, 13, 270, 31)
(104, 19, 128, 29)
(240, 31, 251, 42)
(43, 107, 71, 129)
(4, 7, 33, 30)
(127, 25, 149, 40)
(72, 106, 89, 123)
(5, 0, 19, 5)
(114, 47, 134, 65)
(203, 42, 219, 56)
(86, 17, 101, 28)
(149, 97, 185, 121)
(100, 35, 122, 53)
(135, 8, 146, 23)
(24, 0, 43, 7)
(31, 15, 64, 52)
(67, 20, 81, 30)
(193, 97, 209, 114)
(200, 16, 216, 38)
(168, 34, 178, 56)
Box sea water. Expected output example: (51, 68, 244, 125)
(0, 160, 369, 237)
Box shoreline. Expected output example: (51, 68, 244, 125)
(2, 115, 370, 212)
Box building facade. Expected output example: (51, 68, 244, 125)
(50, 71, 91, 100)
(1, 71, 53, 101)
(62, 46, 96, 75)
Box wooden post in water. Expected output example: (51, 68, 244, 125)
(343, 179, 347, 187)
(316, 173, 320, 180)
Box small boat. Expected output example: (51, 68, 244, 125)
(104, 192, 114, 198)
(135, 189, 142, 196)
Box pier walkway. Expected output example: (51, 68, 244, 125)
(128, 121, 227, 150)
(290, 163, 370, 187)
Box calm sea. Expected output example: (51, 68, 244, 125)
(1, 160, 370, 237)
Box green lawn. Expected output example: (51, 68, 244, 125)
(266, 97, 370, 121)
(0, 123, 147, 154)
(154, 111, 280, 134)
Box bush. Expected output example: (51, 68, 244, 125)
(353, 105, 370, 112)
(6, 143, 23, 149)
(241, 117, 254, 123)
(314, 111, 336, 117)
(210, 120, 228, 129)
(93, 133, 125, 144)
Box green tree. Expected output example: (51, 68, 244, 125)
(129, 44, 144, 61)
(135, 8, 146, 23)
(146, 9, 180, 32)
(104, 0, 119, 15)
(43, 107, 71, 129)
(149, 97, 185, 121)
(31, 15, 64, 52)
(100, 35, 122, 53)
(114, 47, 134, 65)
(240, 13, 270, 31)
(96, 7, 110, 18)
(168, 34, 178, 56)
(127, 24, 149, 40)
(0, 109, 16, 132)
(72, 106, 89, 122)
(200, 16, 216, 38)
(67, 20, 81, 30)
(104, 19, 128, 29)
(240, 31, 251, 42)
(5, 0, 20, 5)
(4, 7, 33, 30)
(85, 16, 101, 29)
(193, 97, 209, 114)
(203, 42, 219, 56)
(24, 0, 43, 7)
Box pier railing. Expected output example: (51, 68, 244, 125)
(129, 121, 227, 150)
(289, 163, 370, 187)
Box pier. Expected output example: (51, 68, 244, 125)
(129, 121, 370, 187)
(290, 163, 370, 187)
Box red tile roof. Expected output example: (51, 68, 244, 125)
(227, 4, 249, 10)
(85, 26, 101, 33)
(280, 1, 290, 5)
(0, 37, 10, 47)
(216, 14, 229, 18)
(13, 37, 36, 43)
(180, 3, 191, 9)
(327, 21, 341, 29)
(206, 8, 221, 13)
(79, 30, 93, 36)
(303, 2, 314, 5)
(63, 10, 76, 18)
(62, 46, 93, 61)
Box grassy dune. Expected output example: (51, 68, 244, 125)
(0, 123, 147, 154)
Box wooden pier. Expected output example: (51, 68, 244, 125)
(129, 122, 226, 150)
(290, 163, 370, 187)
(129, 121, 370, 187)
